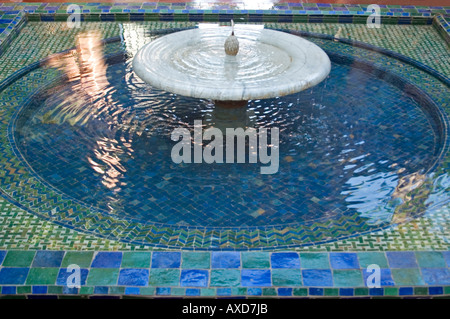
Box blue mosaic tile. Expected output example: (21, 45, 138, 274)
(156, 287, 171, 296)
(241, 270, 271, 287)
(91, 252, 122, 268)
(0, 268, 29, 285)
(330, 253, 359, 269)
(278, 288, 293, 296)
(32, 285, 47, 294)
(369, 288, 384, 296)
(362, 268, 395, 286)
(1, 286, 16, 294)
(151, 252, 181, 268)
(185, 288, 200, 296)
(247, 287, 263, 296)
(125, 287, 140, 295)
(180, 270, 209, 287)
(302, 269, 333, 287)
(56, 268, 89, 286)
(94, 286, 109, 294)
(32, 251, 64, 268)
(0, 250, 5, 265)
(399, 287, 414, 296)
(309, 288, 324, 296)
(386, 252, 418, 268)
(421, 268, 450, 285)
(271, 252, 300, 268)
(217, 288, 232, 296)
(339, 288, 354, 296)
(211, 252, 240, 268)
(428, 287, 444, 295)
(118, 269, 149, 287)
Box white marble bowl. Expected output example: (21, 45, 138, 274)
(133, 26, 331, 101)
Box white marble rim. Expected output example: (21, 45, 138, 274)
(133, 27, 331, 101)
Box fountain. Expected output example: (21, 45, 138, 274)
(133, 22, 331, 108)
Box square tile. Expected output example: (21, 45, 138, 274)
(61, 252, 94, 268)
(302, 269, 333, 287)
(0, 267, 29, 285)
(56, 268, 89, 286)
(2, 251, 35, 267)
(26, 268, 59, 285)
(415, 252, 446, 268)
(357, 252, 389, 268)
(32, 251, 65, 268)
(333, 270, 363, 287)
(91, 252, 122, 268)
(362, 268, 395, 286)
(391, 269, 424, 286)
(118, 269, 150, 286)
(121, 252, 151, 268)
(330, 253, 359, 269)
(211, 252, 240, 268)
(210, 270, 240, 287)
(271, 252, 300, 268)
(299, 253, 329, 269)
(180, 269, 209, 287)
(182, 252, 210, 269)
(86, 268, 120, 286)
(271, 269, 302, 286)
(241, 269, 271, 287)
(151, 252, 181, 268)
(386, 252, 418, 268)
(148, 269, 180, 286)
(242, 252, 270, 268)
(421, 268, 450, 285)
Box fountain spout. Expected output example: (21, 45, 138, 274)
(224, 20, 239, 56)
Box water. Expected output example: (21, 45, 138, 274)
(14, 51, 440, 228)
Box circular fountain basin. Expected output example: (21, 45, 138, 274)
(133, 27, 331, 101)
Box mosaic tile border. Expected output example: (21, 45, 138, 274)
(0, 250, 449, 298)
(1, 27, 448, 249)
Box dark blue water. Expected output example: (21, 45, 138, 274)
(14, 56, 439, 227)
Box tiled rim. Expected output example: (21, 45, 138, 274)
(0, 28, 448, 250)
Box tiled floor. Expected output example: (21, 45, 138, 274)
(0, 2, 449, 298)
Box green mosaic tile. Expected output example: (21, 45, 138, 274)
(242, 252, 270, 268)
(299, 253, 330, 269)
(357, 252, 389, 268)
(414, 287, 429, 295)
(200, 288, 216, 297)
(16, 286, 31, 294)
(354, 287, 369, 296)
(48, 286, 63, 294)
(391, 269, 425, 286)
(272, 269, 302, 286)
(79, 286, 94, 294)
(109, 286, 125, 294)
(148, 269, 180, 286)
(121, 252, 151, 268)
(140, 287, 156, 295)
(292, 288, 308, 296)
(26, 268, 59, 285)
(61, 251, 94, 268)
(333, 270, 364, 287)
(171, 287, 186, 296)
(232, 287, 247, 296)
(324, 288, 339, 296)
(210, 270, 240, 287)
(181, 252, 210, 269)
(262, 288, 277, 296)
(86, 268, 119, 286)
(384, 287, 398, 296)
(415, 251, 446, 268)
(2, 251, 35, 267)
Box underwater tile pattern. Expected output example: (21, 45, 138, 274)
(0, 250, 448, 297)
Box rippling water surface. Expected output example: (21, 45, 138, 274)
(14, 40, 440, 227)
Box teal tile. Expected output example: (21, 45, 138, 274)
(86, 268, 119, 286)
(26, 268, 59, 285)
(2, 251, 35, 267)
(415, 252, 446, 268)
(333, 270, 364, 287)
(48, 286, 63, 294)
(391, 269, 425, 286)
(171, 288, 186, 296)
(357, 252, 389, 268)
(181, 252, 210, 269)
(148, 269, 180, 286)
(299, 253, 330, 269)
(242, 252, 270, 268)
(272, 269, 302, 286)
(80, 286, 94, 294)
(140, 287, 156, 295)
(109, 286, 125, 294)
(200, 288, 216, 296)
(210, 270, 240, 287)
(121, 252, 151, 268)
(61, 251, 94, 268)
